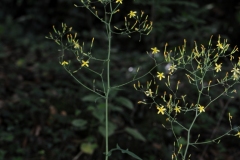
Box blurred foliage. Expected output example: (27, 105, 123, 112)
(0, 0, 240, 160)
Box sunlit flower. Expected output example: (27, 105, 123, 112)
(81, 60, 89, 67)
(116, 0, 122, 4)
(174, 106, 181, 114)
(128, 11, 137, 18)
(145, 88, 153, 97)
(151, 47, 160, 54)
(157, 105, 166, 115)
(235, 131, 240, 138)
(61, 61, 69, 65)
(157, 72, 165, 80)
(198, 104, 205, 113)
(214, 63, 222, 72)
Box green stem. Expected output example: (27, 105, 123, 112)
(183, 72, 205, 159)
(105, 33, 111, 159)
(105, 3, 113, 160)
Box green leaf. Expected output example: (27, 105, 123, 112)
(81, 143, 98, 155)
(90, 103, 105, 122)
(98, 122, 117, 137)
(125, 127, 146, 142)
(115, 97, 134, 110)
(109, 103, 123, 112)
(71, 119, 87, 127)
(82, 94, 100, 102)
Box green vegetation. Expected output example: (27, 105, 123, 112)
(1, 0, 240, 160)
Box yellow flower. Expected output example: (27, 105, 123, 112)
(235, 131, 240, 138)
(128, 11, 137, 18)
(145, 89, 153, 97)
(116, 0, 122, 4)
(231, 65, 240, 80)
(214, 63, 222, 72)
(232, 73, 239, 81)
(157, 105, 166, 115)
(169, 64, 177, 73)
(198, 104, 205, 113)
(238, 57, 240, 66)
(151, 47, 160, 54)
(174, 106, 181, 114)
(74, 42, 80, 49)
(231, 66, 240, 74)
(61, 61, 69, 65)
(81, 60, 89, 67)
(157, 72, 165, 80)
(216, 41, 224, 49)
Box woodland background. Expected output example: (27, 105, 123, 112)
(1, 0, 240, 160)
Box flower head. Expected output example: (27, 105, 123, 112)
(174, 106, 181, 114)
(216, 41, 224, 49)
(145, 89, 153, 97)
(198, 104, 205, 113)
(169, 64, 177, 73)
(81, 60, 89, 67)
(116, 0, 122, 4)
(235, 131, 240, 138)
(151, 47, 160, 54)
(232, 73, 240, 81)
(237, 57, 240, 66)
(128, 11, 137, 18)
(231, 65, 240, 80)
(214, 63, 222, 72)
(74, 42, 80, 49)
(61, 61, 69, 65)
(157, 105, 166, 115)
(157, 72, 165, 80)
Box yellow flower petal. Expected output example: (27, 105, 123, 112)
(151, 47, 160, 54)
(61, 61, 69, 65)
(81, 60, 89, 67)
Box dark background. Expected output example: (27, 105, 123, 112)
(1, 0, 240, 160)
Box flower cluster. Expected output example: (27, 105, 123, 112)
(114, 10, 153, 36)
(135, 36, 240, 125)
(47, 23, 93, 70)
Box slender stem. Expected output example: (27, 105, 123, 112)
(105, 31, 111, 159)
(105, 3, 113, 160)
(183, 71, 205, 159)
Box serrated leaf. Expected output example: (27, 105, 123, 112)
(115, 97, 134, 110)
(125, 127, 146, 142)
(71, 119, 87, 127)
